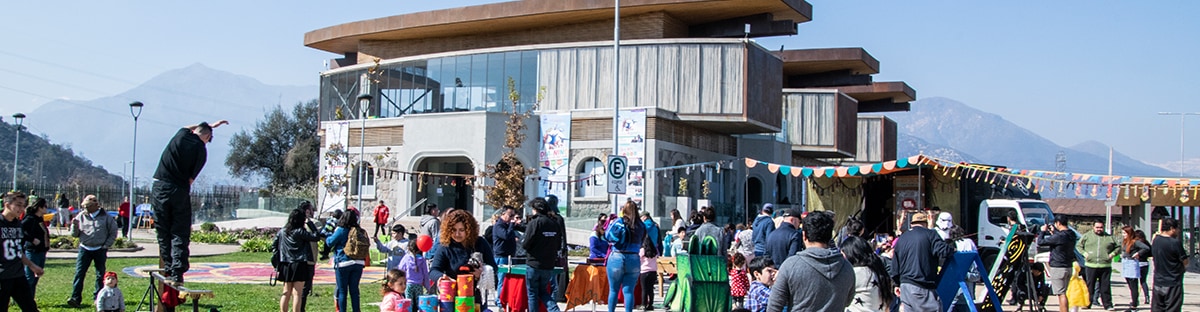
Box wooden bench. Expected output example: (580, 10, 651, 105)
(656, 257, 677, 297)
(138, 270, 215, 312)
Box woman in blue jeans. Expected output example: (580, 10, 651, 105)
(326, 209, 365, 312)
(605, 200, 645, 312)
(22, 197, 50, 298)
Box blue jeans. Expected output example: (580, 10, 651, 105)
(527, 266, 561, 312)
(334, 263, 364, 312)
(70, 248, 108, 302)
(25, 250, 46, 298)
(495, 257, 510, 304)
(606, 252, 639, 312)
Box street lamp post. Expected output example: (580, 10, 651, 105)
(11, 113, 25, 191)
(1158, 112, 1200, 177)
(128, 102, 143, 238)
(357, 89, 372, 213)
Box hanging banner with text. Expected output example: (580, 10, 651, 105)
(539, 112, 572, 211)
(617, 109, 646, 204)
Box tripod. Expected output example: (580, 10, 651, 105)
(1008, 261, 1047, 312)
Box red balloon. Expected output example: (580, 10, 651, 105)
(417, 234, 434, 253)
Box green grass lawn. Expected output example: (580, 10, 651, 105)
(33, 252, 385, 312)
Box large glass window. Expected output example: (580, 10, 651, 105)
(319, 48, 542, 120)
(350, 161, 376, 199)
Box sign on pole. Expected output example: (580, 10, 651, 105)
(607, 156, 627, 194)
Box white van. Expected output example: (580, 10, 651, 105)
(977, 199, 1055, 265)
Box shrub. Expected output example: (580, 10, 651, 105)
(232, 227, 280, 240)
(112, 237, 138, 249)
(191, 231, 238, 244)
(200, 222, 219, 232)
(241, 237, 274, 252)
(50, 235, 78, 249)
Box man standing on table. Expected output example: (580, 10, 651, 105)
(152, 120, 228, 284)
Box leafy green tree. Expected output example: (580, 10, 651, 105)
(226, 100, 319, 186)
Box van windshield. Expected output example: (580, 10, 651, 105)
(1020, 201, 1054, 228)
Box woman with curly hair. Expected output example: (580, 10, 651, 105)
(429, 209, 496, 306)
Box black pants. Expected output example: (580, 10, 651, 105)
(639, 271, 656, 309)
(374, 223, 386, 237)
(117, 216, 130, 238)
(1151, 284, 1182, 312)
(1084, 267, 1112, 308)
(0, 276, 39, 311)
(153, 180, 192, 280)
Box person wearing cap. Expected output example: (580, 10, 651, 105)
(764, 209, 803, 266)
(891, 211, 954, 312)
(151, 119, 228, 284)
(95, 271, 124, 312)
(752, 203, 776, 257)
(523, 197, 564, 312)
(68, 194, 119, 308)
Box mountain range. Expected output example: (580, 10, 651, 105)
(886, 97, 1179, 178)
(21, 65, 1191, 187)
(31, 63, 315, 185)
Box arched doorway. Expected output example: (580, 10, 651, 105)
(747, 177, 763, 222)
(412, 156, 475, 216)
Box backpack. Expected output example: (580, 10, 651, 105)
(344, 227, 371, 260)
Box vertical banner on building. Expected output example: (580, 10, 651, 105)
(539, 113, 572, 211)
(617, 109, 646, 204)
(321, 122, 351, 212)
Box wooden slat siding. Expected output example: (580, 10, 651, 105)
(785, 91, 854, 157)
(347, 126, 404, 147)
(578, 48, 599, 109)
(881, 117, 896, 161)
(649, 118, 736, 155)
(571, 118, 611, 141)
(836, 93, 858, 156)
(679, 44, 702, 114)
(659, 45, 681, 112)
(746, 46, 782, 129)
(636, 46, 660, 109)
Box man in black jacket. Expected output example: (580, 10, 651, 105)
(764, 209, 803, 266)
(522, 197, 563, 312)
(891, 212, 954, 312)
(152, 120, 228, 284)
(1039, 214, 1076, 312)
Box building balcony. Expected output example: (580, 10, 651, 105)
(784, 89, 857, 158)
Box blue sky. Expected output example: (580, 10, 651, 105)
(1, 1, 1197, 165)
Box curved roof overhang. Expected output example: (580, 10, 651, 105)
(305, 0, 813, 54)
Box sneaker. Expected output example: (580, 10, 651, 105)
(66, 299, 82, 308)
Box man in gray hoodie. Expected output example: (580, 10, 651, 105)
(766, 211, 855, 312)
(418, 203, 441, 256)
(67, 194, 119, 308)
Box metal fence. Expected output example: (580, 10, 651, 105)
(18, 183, 309, 224)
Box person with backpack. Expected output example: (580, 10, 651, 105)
(605, 200, 646, 312)
(327, 209, 369, 312)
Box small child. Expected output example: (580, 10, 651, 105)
(95, 271, 125, 312)
(745, 257, 776, 312)
(320, 209, 343, 260)
(381, 269, 407, 312)
(374, 224, 410, 270)
(729, 253, 750, 309)
(639, 234, 659, 311)
(397, 240, 429, 309)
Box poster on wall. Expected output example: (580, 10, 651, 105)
(539, 113, 571, 211)
(617, 109, 646, 204)
(320, 122, 350, 212)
